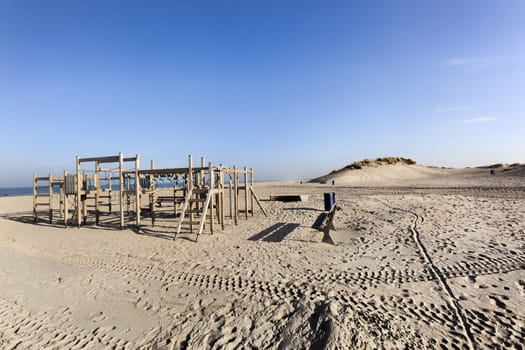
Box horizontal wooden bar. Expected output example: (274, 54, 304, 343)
(79, 155, 136, 163)
(138, 167, 209, 175)
(79, 155, 120, 163)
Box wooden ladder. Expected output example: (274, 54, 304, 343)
(174, 187, 217, 241)
(33, 176, 52, 223)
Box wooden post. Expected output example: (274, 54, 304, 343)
(244, 167, 248, 219)
(150, 160, 155, 226)
(219, 165, 225, 230)
(200, 156, 205, 188)
(188, 154, 193, 234)
(119, 152, 124, 229)
(228, 172, 233, 219)
(76, 156, 81, 227)
(209, 162, 214, 234)
(108, 174, 112, 214)
(234, 166, 238, 225)
(64, 171, 68, 226)
(135, 154, 141, 229)
(49, 173, 54, 223)
(173, 174, 178, 218)
(82, 173, 87, 224)
(33, 174, 37, 222)
(250, 168, 254, 216)
(59, 177, 64, 221)
(95, 161, 100, 225)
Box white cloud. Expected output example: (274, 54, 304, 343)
(455, 117, 498, 124)
(443, 57, 504, 72)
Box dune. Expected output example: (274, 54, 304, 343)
(310, 163, 448, 185)
(310, 158, 525, 187)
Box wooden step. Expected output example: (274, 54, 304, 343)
(189, 198, 205, 203)
(180, 220, 201, 225)
(185, 209, 204, 214)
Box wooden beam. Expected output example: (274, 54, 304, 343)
(150, 160, 155, 226)
(244, 167, 248, 219)
(79, 155, 120, 163)
(63, 171, 68, 226)
(76, 156, 81, 227)
(234, 166, 238, 225)
(250, 168, 254, 217)
(188, 155, 193, 234)
(250, 185, 268, 217)
(95, 161, 100, 225)
(119, 152, 124, 229)
(219, 165, 225, 230)
(209, 162, 214, 234)
(49, 173, 53, 223)
(135, 154, 141, 229)
(33, 174, 37, 222)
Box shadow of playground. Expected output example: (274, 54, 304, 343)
(248, 222, 300, 242)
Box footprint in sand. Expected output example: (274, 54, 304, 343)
(90, 311, 107, 323)
(487, 295, 506, 309)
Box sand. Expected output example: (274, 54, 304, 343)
(0, 166, 524, 349)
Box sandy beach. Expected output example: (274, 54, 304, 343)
(0, 165, 524, 349)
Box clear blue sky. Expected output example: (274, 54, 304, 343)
(1, 0, 524, 186)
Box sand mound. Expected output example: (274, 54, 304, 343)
(310, 158, 525, 187)
(310, 163, 448, 186)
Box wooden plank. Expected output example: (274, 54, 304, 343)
(234, 166, 239, 225)
(119, 152, 124, 229)
(79, 155, 120, 163)
(138, 167, 209, 175)
(33, 174, 38, 222)
(244, 167, 248, 219)
(63, 171, 68, 226)
(175, 187, 193, 239)
(196, 187, 213, 241)
(135, 154, 141, 229)
(188, 155, 193, 234)
(95, 161, 100, 225)
(250, 168, 254, 217)
(209, 162, 214, 234)
(219, 166, 225, 230)
(250, 185, 268, 217)
(82, 174, 87, 224)
(76, 156, 81, 227)
(48, 173, 53, 223)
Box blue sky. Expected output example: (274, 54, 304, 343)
(1, 0, 524, 186)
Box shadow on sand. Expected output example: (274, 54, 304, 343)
(248, 222, 300, 242)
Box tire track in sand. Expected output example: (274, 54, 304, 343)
(0, 297, 133, 349)
(377, 200, 477, 350)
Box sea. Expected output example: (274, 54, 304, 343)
(0, 178, 278, 197)
(0, 187, 33, 196)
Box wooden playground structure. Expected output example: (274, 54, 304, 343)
(33, 153, 267, 240)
